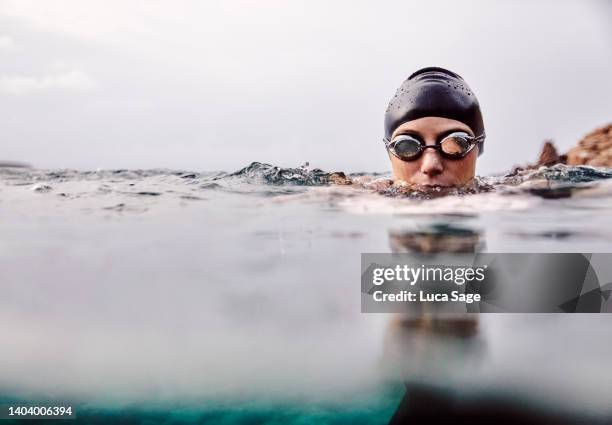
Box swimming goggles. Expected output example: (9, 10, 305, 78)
(384, 131, 485, 161)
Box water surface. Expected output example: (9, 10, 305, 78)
(1, 162, 612, 423)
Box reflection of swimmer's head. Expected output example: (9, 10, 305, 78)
(389, 224, 482, 254)
(383, 67, 485, 189)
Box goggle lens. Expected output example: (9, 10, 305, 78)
(388, 132, 475, 161)
(392, 137, 422, 160)
(440, 135, 471, 156)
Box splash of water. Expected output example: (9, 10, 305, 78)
(220, 162, 351, 186)
(1, 161, 611, 202)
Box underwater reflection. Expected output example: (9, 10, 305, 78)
(388, 222, 484, 254)
(384, 221, 483, 344)
(383, 223, 486, 422)
(381, 224, 608, 423)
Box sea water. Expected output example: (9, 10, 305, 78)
(1, 163, 612, 423)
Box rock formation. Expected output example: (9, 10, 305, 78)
(533, 123, 612, 168)
(565, 124, 612, 167)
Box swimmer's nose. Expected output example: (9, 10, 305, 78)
(420, 150, 444, 177)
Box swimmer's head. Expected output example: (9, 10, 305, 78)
(384, 67, 485, 188)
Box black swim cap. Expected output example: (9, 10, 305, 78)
(384, 67, 485, 155)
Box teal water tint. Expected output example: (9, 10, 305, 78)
(0, 383, 405, 424)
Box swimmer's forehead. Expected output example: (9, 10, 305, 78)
(391, 117, 474, 140)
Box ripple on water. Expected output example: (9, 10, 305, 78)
(0, 162, 610, 215)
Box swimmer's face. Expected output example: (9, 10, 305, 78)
(388, 117, 478, 188)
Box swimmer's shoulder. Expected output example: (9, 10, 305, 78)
(327, 173, 394, 190)
(358, 176, 394, 190)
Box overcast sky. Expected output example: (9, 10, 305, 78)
(0, 0, 610, 175)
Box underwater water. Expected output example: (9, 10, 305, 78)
(1, 162, 612, 424)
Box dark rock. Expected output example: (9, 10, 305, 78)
(536, 140, 563, 167)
